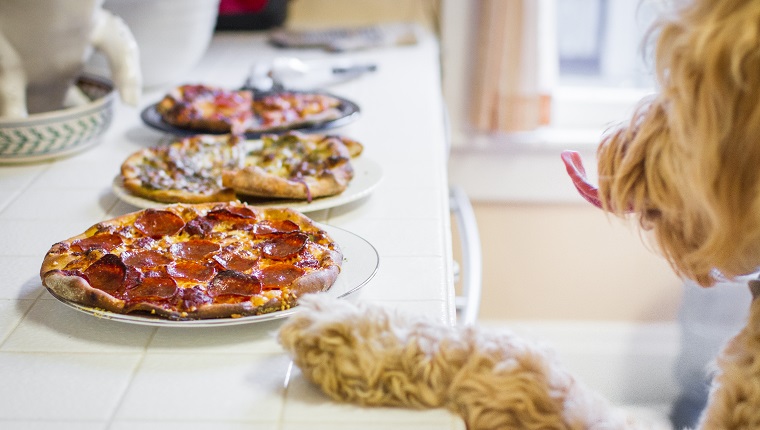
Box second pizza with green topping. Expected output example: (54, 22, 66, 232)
(120, 132, 363, 204)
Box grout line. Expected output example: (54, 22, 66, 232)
(0, 188, 22, 215)
(104, 327, 158, 428)
(0, 418, 109, 427)
(16, 161, 55, 190)
(0, 162, 53, 217)
(0, 297, 39, 350)
(275, 360, 294, 430)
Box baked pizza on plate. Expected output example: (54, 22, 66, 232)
(119, 132, 368, 206)
(144, 83, 360, 138)
(221, 130, 363, 202)
(155, 84, 254, 134)
(41, 202, 345, 321)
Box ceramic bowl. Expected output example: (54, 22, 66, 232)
(0, 75, 115, 163)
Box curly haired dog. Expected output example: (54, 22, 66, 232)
(279, 0, 760, 429)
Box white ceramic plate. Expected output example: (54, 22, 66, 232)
(46, 224, 379, 327)
(112, 157, 383, 213)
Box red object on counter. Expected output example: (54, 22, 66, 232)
(215, 0, 287, 31)
(219, 0, 268, 14)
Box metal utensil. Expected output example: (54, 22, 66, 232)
(243, 57, 377, 92)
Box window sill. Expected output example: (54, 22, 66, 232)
(448, 127, 602, 204)
(448, 85, 653, 204)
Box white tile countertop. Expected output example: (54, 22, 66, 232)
(0, 31, 464, 429)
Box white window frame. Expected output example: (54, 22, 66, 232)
(441, 0, 658, 203)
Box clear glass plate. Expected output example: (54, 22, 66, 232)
(47, 224, 379, 327)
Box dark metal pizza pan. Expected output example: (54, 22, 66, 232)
(140, 90, 361, 139)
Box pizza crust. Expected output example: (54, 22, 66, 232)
(43, 271, 127, 313)
(222, 132, 360, 201)
(222, 163, 354, 200)
(291, 263, 341, 295)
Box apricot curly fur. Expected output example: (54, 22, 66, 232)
(597, 0, 760, 287)
(279, 295, 642, 430)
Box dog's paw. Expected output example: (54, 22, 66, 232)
(277, 295, 453, 408)
(277, 294, 367, 355)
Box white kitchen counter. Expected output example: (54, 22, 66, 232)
(0, 31, 463, 429)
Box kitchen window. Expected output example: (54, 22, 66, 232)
(443, 0, 666, 201)
(553, 0, 661, 130)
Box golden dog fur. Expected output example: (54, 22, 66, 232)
(598, 0, 760, 287)
(279, 0, 760, 428)
(279, 295, 644, 429)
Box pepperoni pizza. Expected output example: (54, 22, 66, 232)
(155, 83, 344, 134)
(40, 202, 342, 320)
(156, 84, 255, 134)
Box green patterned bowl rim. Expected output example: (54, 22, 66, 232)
(0, 74, 115, 163)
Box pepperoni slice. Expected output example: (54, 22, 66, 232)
(170, 239, 220, 260)
(260, 263, 305, 289)
(83, 254, 126, 293)
(133, 237, 157, 249)
(48, 242, 71, 255)
(208, 270, 262, 297)
(72, 233, 123, 253)
(226, 205, 256, 218)
(178, 285, 213, 310)
(251, 220, 300, 235)
(296, 253, 322, 269)
(180, 84, 212, 100)
(261, 232, 308, 260)
(212, 251, 257, 272)
(123, 266, 143, 291)
(122, 250, 173, 268)
(167, 261, 216, 282)
(127, 274, 178, 300)
(206, 207, 256, 222)
(134, 209, 185, 238)
(182, 216, 215, 237)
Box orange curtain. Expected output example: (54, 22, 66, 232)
(471, 0, 554, 133)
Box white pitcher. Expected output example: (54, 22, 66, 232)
(0, 0, 141, 117)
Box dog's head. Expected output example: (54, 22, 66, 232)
(563, 0, 760, 287)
